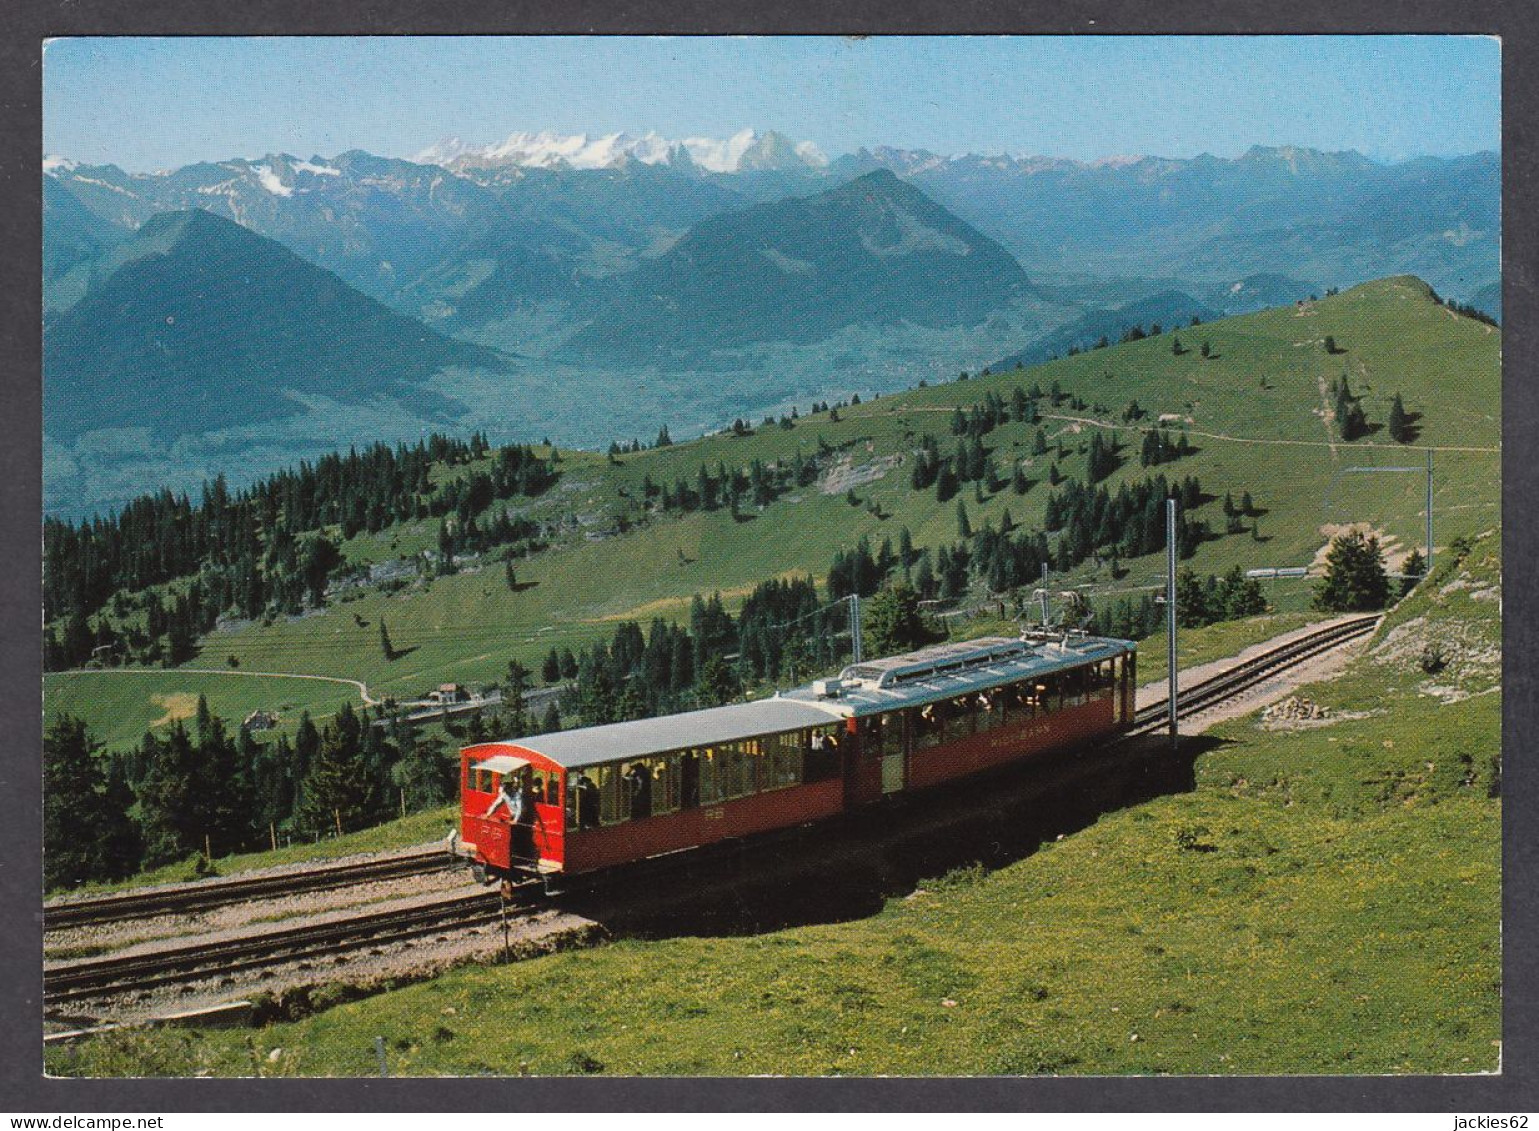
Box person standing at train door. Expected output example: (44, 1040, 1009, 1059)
(574, 772, 601, 829)
(485, 768, 545, 864)
(680, 750, 700, 809)
(625, 761, 652, 819)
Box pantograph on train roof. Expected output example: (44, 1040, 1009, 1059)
(790, 633, 1134, 714)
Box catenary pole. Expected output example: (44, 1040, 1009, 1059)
(1167, 497, 1178, 750)
(850, 593, 863, 665)
(1426, 448, 1434, 578)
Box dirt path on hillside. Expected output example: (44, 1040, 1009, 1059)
(902, 404, 1499, 455)
(53, 667, 380, 706)
(1022, 412, 1500, 455)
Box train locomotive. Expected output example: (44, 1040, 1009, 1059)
(456, 631, 1136, 884)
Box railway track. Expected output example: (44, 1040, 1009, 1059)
(44, 615, 1380, 1015)
(44, 884, 544, 1006)
(44, 844, 457, 930)
(1128, 613, 1381, 736)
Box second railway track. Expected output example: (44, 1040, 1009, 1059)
(44, 885, 541, 1006)
(45, 844, 458, 930)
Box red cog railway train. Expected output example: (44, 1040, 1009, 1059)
(456, 632, 1136, 884)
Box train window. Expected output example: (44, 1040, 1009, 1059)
(617, 759, 656, 820)
(697, 747, 727, 806)
(596, 764, 628, 826)
(568, 770, 602, 831)
(719, 739, 761, 800)
(974, 688, 1003, 732)
(765, 730, 804, 789)
(947, 696, 977, 740)
(1008, 681, 1036, 720)
(866, 713, 902, 759)
(1037, 674, 1059, 714)
(805, 726, 842, 782)
(912, 701, 945, 749)
(532, 768, 559, 807)
(678, 748, 702, 809)
(651, 755, 681, 816)
(862, 715, 884, 759)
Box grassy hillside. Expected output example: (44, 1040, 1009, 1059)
(53, 528, 1501, 1076)
(44, 276, 1499, 748)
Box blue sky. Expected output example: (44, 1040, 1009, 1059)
(43, 36, 1500, 171)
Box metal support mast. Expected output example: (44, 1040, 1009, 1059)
(1166, 497, 1178, 750)
(849, 593, 863, 665)
(1426, 448, 1434, 579)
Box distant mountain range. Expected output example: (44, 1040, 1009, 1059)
(561, 169, 1033, 363)
(415, 127, 828, 174)
(42, 134, 1502, 514)
(46, 139, 1500, 323)
(44, 209, 503, 442)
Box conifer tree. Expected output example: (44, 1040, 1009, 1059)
(540, 701, 562, 732)
(504, 659, 532, 736)
(864, 582, 933, 656)
(44, 715, 140, 887)
(1314, 531, 1390, 612)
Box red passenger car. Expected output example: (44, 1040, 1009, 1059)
(457, 633, 1135, 883)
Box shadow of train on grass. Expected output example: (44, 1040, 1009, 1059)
(557, 734, 1225, 939)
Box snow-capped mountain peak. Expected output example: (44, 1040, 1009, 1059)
(411, 128, 827, 173)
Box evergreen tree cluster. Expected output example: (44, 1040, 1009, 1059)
(909, 433, 1004, 503)
(1091, 565, 1266, 640)
(1117, 321, 1164, 345)
(1085, 431, 1121, 483)
(1314, 531, 1391, 612)
(1173, 565, 1268, 628)
(1091, 594, 1165, 641)
(1387, 393, 1418, 444)
(1139, 428, 1194, 467)
(948, 387, 1040, 440)
(44, 434, 559, 670)
(1043, 474, 1207, 564)
(1330, 374, 1370, 441)
(561, 578, 847, 728)
(646, 454, 819, 516)
(42, 696, 465, 889)
(1444, 299, 1499, 327)
(828, 532, 918, 599)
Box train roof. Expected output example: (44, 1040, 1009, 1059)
(498, 696, 848, 770)
(487, 634, 1132, 771)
